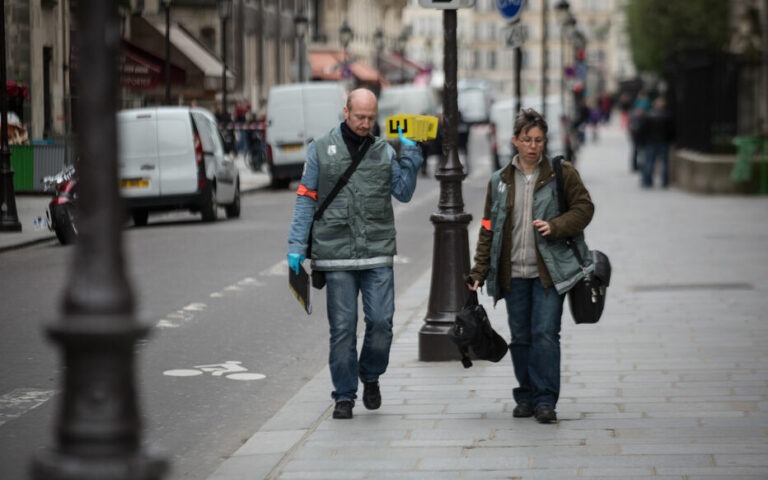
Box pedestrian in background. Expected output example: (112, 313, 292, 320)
(467, 108, 594, 424)
(287, 88, 424, 420)
(628, 105, 647, 172)
(641, 97, 675, 188)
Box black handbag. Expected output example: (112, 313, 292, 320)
(566, 250, 611, 324)
(553, 156, 612, 324)
(307, 137, 373, 289)
(448, 283, 508, 368)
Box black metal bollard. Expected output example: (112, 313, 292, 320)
(31, 1, 168, 478)
(419, 9, 472, 361)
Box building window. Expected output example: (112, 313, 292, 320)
(200, 26, 216, 52)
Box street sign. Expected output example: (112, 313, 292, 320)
(418, 0, 476, 9)
(501, 21, 526, 48)
(496, 0, 525, 21)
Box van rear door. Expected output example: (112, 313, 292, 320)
(267, 85, 307, 167)
(303, 85, 345, 144)
(156, 111, 197, 195)
(118, 110, 161, 197)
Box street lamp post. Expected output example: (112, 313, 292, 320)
(555, 0, 575, 160)
(373, 28, 384, 76)
(339, 20, 353, 80)
(294, 9, 309, 82)
(0, 0, 21, 232)
(219, 0, 232, 120)
(541, 0, 549, 122)
(161, 0, 171, 104)
(396, 31, 407, 84)
(31, 0, 167, 478)
(419, 9, 471, 361)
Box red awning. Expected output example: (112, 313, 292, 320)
(308, 50, 384, 84)
(120, 40, 186, 90)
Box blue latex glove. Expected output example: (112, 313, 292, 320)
(287, 253, 305, 275)
(398, 125, 417, 147)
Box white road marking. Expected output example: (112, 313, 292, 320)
(0, 388, 56, 427)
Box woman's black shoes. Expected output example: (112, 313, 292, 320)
(534, 404, 557, 424)
(332, 401, 354, 419)
(362, 381, 381, 410)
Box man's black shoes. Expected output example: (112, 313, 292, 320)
(332, 400, 354, 419)
(512, 403, 534, 418)
(362, 381, 381, 410)
(534, 404, 557, 424)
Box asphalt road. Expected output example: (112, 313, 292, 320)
(0, 130, 493, 480)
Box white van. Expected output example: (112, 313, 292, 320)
(458, 79, 494, 125)
(265, 82, 347, 189)
(489, 96, 565, 169)
(117, 106, 241, 225)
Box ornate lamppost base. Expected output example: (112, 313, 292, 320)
(32, 451, 167, 480)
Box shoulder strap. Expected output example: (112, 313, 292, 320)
(552, 155, 566, 215)
(313, 136, 373, 222)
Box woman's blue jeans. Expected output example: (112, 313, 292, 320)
(325, 267, 394, 403)
(504, 277, 565, 409)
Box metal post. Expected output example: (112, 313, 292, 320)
(541, 0, 548, 121)
(0, 0, 21, 232)
(164, 1, 171, 104)
(32, 0, 167, 478)
(222, 18, 228, 119)
(419, 9, 472, 361)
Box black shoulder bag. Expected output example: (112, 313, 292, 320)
(448, 276, 508, 368)
(307, 137, 373, 289)
(552, 156, 611, 324)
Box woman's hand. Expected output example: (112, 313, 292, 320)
(467, 278, 480, 292)
(532, 219, 551, 237)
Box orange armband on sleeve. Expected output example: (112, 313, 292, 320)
(481, 218, 492, 231)
(296, 184, 318, 201)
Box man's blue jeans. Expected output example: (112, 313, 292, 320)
(325, 267, 394, 403)
(504, 277, 565, 409)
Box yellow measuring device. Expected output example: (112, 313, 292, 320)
(384, 114, 439, 142)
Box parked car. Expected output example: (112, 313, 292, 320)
(265, 82, 347, 189)
(489, 96, 565, 170)
(117, 106, 241, 226)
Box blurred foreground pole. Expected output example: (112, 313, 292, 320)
(0, 0, 21, 232)
(32, 0, 167, 478)
(419, 8, 472, 361)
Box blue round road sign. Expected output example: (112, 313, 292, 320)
(497, 0, 525, 21)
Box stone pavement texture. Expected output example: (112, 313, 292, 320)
(207, 120, 768, 479)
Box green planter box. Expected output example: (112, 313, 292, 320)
(10, 145, 34, 192)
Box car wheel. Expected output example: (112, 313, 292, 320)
(225, 182, 241, 219)
(132, 209, 149, 227)
(200, 181, 218, 222)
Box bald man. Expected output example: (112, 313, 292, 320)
(287, 88, 424, 419)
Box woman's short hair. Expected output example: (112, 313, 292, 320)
(514, 108, 548, 137)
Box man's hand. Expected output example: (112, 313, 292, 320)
(398, 125, 417, 147)
(287, 253, 305, 274)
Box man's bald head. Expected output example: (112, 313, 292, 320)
(344, 88, 378, 137)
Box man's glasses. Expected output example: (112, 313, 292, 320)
(519, 136, 546, 146)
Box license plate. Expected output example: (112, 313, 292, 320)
(120, 178, 149, 188)
(280, 143, 303, 152)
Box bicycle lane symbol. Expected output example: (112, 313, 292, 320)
(163, 361, 266, 381)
